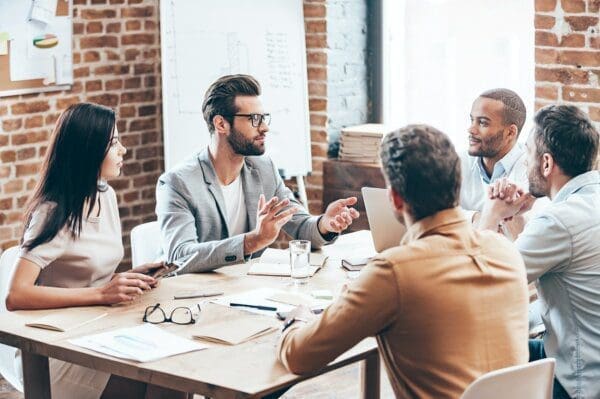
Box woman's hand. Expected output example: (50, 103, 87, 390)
(98, 272, 156, 304)
(128, 261, 167, 288)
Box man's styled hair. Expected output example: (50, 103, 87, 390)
(534, 104, 599, 178)
(380, 124, 461, 221)
(202, 74, 261, 134)
(479, 88, 527, 134)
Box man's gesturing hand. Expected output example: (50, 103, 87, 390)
(244, 195, 298, 255)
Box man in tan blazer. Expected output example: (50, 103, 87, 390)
(277, 124, 529, 398)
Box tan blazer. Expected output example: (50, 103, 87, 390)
(278, 207, 529, 398)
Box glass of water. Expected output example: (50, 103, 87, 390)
(289, 240, 311, 285)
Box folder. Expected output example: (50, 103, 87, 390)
(247, 248, 327, 277)
(26, 308, 108, 332)
(192, 315, 278, 345)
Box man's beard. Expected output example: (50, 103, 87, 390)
(528, 160, 548, 198)
(227, 127, 265, 156)
(468, 128, 504, 158)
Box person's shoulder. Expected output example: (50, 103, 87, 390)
(244, 155, 279, 175)
(159, 153, 202, 185)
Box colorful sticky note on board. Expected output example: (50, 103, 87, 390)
(0, 32, 9, 55)
(33, 34, 58, 49)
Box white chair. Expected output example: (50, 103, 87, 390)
(0, 246, 23, 392)
(130, 221, 162, 267)
(461, 358, 556, 399)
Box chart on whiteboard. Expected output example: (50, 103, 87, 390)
(161, 0, 311, 177)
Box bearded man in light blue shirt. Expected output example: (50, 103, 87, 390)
(479, 105, 600, 399)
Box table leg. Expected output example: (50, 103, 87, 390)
(22, 350, 51, 399)
(360, 351, 380, 399)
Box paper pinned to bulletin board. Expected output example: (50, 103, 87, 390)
(0, 0, 73, 97)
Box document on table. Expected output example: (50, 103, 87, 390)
(69, 324, 208, 362)
(192, 313, 278, 345)
(247, 248, 327, 277)
(211, 287, 331, 316)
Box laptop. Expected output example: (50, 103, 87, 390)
(361, 187, 406, 252)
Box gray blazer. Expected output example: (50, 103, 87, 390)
(156, 149, 333, 273)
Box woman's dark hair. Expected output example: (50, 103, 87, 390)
(21, 102, 116, 250)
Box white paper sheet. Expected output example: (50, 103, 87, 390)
(69, 324, 208, 363)
(30, 0, 58, 24)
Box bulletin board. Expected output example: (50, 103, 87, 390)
(0, 0, 73, 97)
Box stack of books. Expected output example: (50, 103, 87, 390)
(338, 124, 389, 163)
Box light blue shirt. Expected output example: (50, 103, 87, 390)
(516, 171, 600, 399)
(460, 144, 527, 211)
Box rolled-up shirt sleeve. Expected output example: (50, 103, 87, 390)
(277, 257, 399, 374)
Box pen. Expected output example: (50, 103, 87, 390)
(173, 292, 224, 300)
(230, 302, 277, 311)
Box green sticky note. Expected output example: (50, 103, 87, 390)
(0, 32, 9, 55)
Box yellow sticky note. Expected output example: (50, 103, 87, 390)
(0, 32, 9, 55)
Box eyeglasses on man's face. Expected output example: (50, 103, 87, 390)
(143, 303, 201, 325)
(230, 113, 271, 127)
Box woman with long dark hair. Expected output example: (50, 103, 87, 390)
(5, 103, 186, 399)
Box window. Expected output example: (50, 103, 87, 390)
(381, 0, 534, 151)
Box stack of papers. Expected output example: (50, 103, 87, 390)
(338, 124, 391, 163)
(26, 308, 107, 332)
(69, 324, 208, 362)
(247, 248, 327, 277)
(192, 314, 278, 345)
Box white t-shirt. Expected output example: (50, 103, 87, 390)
(220, 175, 248, 237)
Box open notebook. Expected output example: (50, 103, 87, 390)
(26, 308, 108, 332)
(247, 248, 328, 277)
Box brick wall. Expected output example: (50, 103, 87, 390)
(0, 0, 162, 265)
(0, 0, 331, 262)
(535, 0, 600, 131)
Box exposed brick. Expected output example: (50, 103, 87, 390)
(308, 66, 327, 80)
(119, 106, 136, 118)
(535, 14, 555, 29)
(80, 36, 118, 48)
(306, 34, 327, 49)
(121, 6, 154, 18)
(144, 20, 157, 30)
(535, 31, 559, 46)
(536, 48, 559, 64)
(536, 85, 559, 99)
(307, 51, 327, 65)
(562, 0, 586, 12)
(3, 179, 23, 194)
(135, 146, 158, 159)
(121, 34, 155, 46)
(24, 115, 44, 129)
(563, 86, 600, 102)
(87, 94, 119, 107)
(83, 50, 101, 63)
(129, 118, 156, 131)
(73, 66, 90, 78)
(85, 80, 103, 91)
(94, 64, 130, 75)
(17, 147, 36, 161)
(125, 77, 142, 90)
(16, 162, 41, 177)
(535, 0, 557, 12)
(308, 81, 327, 97)
(559, 50, 600, 67)
(106, 79, 124, 90)
(86, 21, 103, 33)
(106, 22, 121, 33)
(138, 105, 156, 117)
(558, 34, 586, 47)
(141, 131, 158, 144)
(11, 101, 50, 115)
(0, 135, 8, 146)
(81, 9, 116, 19)
(536, 67, 589, 84)
(0, 166, 10, 179)
(121, 90, 155, 104)
(11, 130, 49, 145)
(564, 16, 599, 31)
(590, 0, 600, 12)
(309, 98, 327, 112)
(590, 106, 600, 122)
(56, 96, 81, 109)
(144, 76, 156, 88)
(306, 20, 326, 34)
(2, 118, 23, 132)
(0, 151, 16, 163)
(304, 3, 326, 18)
(126, 20, 141, 31)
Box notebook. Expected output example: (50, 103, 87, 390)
(247, 248, 327, 277)
(26, 309, 108, 332)
(192, 315, 278, 345)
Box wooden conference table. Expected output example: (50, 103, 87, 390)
(0, 231, 380, 399)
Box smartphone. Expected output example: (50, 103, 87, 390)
(151, 263, 178, 279)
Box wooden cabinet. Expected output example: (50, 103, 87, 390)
(322, 160, 386, 232)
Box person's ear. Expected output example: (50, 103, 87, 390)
(507, 124, 518, 141)
(541, 153, 554, 178)
(212, 115, 230, 135)
(388, 187, 405, 213)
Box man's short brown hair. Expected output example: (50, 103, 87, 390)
(202, 74, 261, 134)
(380, 124, 461, 221)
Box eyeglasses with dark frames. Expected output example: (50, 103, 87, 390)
(142, 303, 201, 325)
(229, 113, 271, 127)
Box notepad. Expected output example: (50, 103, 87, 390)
(247, 248, 327, 277)
(26, 309, 108, 332)
(69, 324, 208, 363)
(192, 315, 278, 345)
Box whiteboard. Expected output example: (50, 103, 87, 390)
(160, 0, 312, 177)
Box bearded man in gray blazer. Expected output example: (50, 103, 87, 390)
(156, 74, 359, 273)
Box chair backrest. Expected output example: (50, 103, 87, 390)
(130, 221, 162, 267)
(461, 358, 556, 399)
(0, 246, 23, 392)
